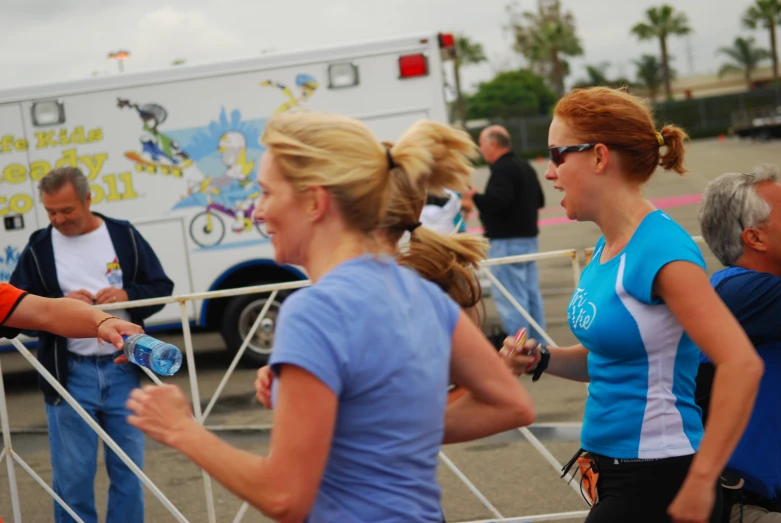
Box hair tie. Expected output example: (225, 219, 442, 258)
(656, 131, 665, 147)
(406, 222, 421, 233)
(386, 148, 396, 170)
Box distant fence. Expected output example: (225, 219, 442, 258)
(470, 84, 781, 158)
(657, 84, 781, 139)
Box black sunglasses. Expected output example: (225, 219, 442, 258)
(548, 143, 598, 166)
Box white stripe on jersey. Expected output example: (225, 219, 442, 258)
(616, 254, 695, 459)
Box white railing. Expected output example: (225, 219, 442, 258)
(0, 249, 594, 523)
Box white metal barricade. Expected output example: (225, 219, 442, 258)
(1, 338, 189, 523)
(0, 250, 591, 523)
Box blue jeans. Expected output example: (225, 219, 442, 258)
(489, 237, 546, 340)
(45, 354, 144, 523)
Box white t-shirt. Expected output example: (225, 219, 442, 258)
(420, 189, 463, 235)
(52, 222, 131, 356)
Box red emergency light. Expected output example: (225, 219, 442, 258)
(438, 33, 455, 49)
(399, 53, 428, 79)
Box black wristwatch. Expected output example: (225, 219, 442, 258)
(527, 344, 550, 382)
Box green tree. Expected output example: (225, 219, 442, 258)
(453, 36, 487, 123)
(509, 0, 584, 96)
(572, 62, 633, 89)
(743, 0, 781, 80)
(633, 54, 672, 101)
(718, 36, 771, 90)
(573, 63, 610, 88)
(466, 70, 557, 120)
(631, 5, 692, 100)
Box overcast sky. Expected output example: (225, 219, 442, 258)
(0, 0, 760, 93)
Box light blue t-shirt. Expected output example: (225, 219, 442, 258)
(570, 210, 706, 459)
(269, 254, 461, 523)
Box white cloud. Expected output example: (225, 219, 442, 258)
(0, 0, 765, 94)
(133, 7, 245, 68)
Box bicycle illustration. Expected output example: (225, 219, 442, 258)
(176, 174, 268, 248)
(189, 200, 268, 248)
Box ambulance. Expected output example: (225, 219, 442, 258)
(0, 32, 458, 364)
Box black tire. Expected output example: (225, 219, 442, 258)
(220, 290, 288, 366)
(756, 129, 772, 142)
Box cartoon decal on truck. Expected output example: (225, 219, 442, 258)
(0, 246, 21, 282)
(117, 98, 192, 176)
(167, 107, 268, 249)
(112, 74, 319, 250)
(1, 32, 455, 360)
(260, 73, 319, 114)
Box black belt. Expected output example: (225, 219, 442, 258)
(68, 352, 120, 363)
(741, 489, 781, 512)
(725, 488, 781, 514)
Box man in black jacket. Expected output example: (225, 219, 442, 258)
(10, 167, 173, 523)
(463, 125, 546, 340)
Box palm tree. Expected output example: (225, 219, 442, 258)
(510, 0, 584, 96)
(572, 62, 633, 89)
(453, 36, 487, 123)
(634, 54, 671, 101)
(631, 5, 692, 100)
(573, 63, 611, 88)
(743, 0, 781, 80)
(718, 37, 772, 90)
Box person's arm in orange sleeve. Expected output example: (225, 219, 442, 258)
(0, 283, 143, 350)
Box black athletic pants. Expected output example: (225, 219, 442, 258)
(585, 453, 723, 523)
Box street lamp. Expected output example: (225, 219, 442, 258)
(108, 50, 130, 73)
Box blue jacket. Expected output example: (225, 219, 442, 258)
(9, 213, 174, 405)
(697, 266, 781, 502)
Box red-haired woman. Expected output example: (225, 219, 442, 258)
(502, 87, 763, 523)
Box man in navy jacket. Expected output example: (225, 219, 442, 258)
(697, 167, 781, 522)
(10, 166, 173, 523)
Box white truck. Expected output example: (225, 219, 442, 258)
(0, 32, 457, 364)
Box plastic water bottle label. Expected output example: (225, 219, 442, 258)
(123, 334, 183, 376)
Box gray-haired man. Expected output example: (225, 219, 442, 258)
(10, 166, 174, 523)
(696, 165, 781, 522)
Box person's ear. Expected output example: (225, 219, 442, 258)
(742, 227, 769, 253)
(307, 186, 329, 223)
(593, 144, 610, 175)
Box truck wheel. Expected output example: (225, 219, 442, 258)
(220, 291, 287, 366)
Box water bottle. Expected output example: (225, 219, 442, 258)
(123, 334, 183, 376)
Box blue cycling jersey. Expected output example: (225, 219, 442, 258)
(571, 210, 706, 459)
